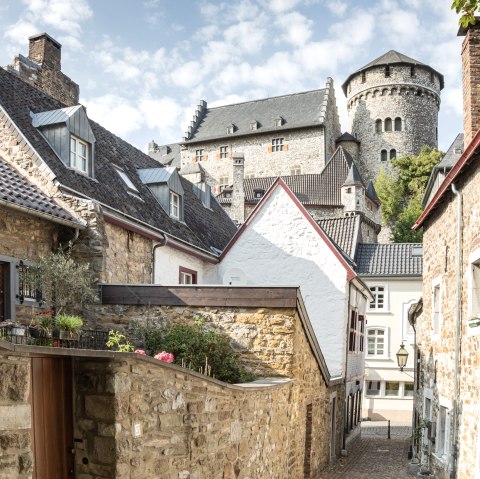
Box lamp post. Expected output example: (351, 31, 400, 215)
(396, 342, 409, 372)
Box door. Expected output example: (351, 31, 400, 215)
(330, 397, 337, 460)
(31, 357, 74, 478)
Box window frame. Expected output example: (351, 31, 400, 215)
(380, 149, 388, 162)
(179, 266, 197, 285)
(169, 191, 180, 219)
(431, 276, 442, 340)
(468, 248, 480, 336)
(219, 145, 229, 159)
(195, 149, 204, 162)
(290, 165, 301, 175)
(366, 326, 388, 359)
(384, 118, 392, 132)
(368, 284, 388, 312)
(70, 135, 90, 174)
(113, 165, 140, 196)
(272, 138, 284, 152)
(384, 381, 400, 397)
(394, 117, 402, 131)
(365, 380, 381, 397)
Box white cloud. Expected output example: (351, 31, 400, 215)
(139, 96, 184, 132)
(224, 20, 267, 53)
(276, 11, 313, 46)
(4, 19, 38, 44)
(326, 1, 348, 17)
(268, 0, 300, 13)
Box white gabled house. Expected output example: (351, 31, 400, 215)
(210, 178, 373, 443)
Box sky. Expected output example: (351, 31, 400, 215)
(0, 0, 466, 153)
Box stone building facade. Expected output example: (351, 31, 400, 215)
(342, 51, 444, 182)
(409, 21, 480, 479)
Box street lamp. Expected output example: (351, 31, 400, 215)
(396, 342, 409, 372)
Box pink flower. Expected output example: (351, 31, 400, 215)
(154, 351, 174, 363)
(134, 349, 147, 355)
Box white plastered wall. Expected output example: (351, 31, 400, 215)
(215, 186, 349, 377)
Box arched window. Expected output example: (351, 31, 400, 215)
(394, 117, 402, 131)
(390, 149, 397, 160)
(361, 71, 366, 83)
(384, 118, 392, 131)
(385, 65, 391, 77)
(375, 119, 382, 133)
(381, 150, 388, 162)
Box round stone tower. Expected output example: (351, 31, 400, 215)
(342, 51, 444, 182)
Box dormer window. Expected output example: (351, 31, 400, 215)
(170, 191, 180, 219)
(274, 117, 284, 127)
(226, 124, 235, 134)
(113, 165, 139, 195)
(250, 121, 258, 131)
(254, 188, 265, 199)
(70, 136, 88, 173)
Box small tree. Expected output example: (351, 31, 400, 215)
(32, 245, 98, 315)
(452, 0, 480, 27)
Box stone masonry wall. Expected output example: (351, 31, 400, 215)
(417, 153, 480, 478)
(103, 222, 152, 284)
(181, 127, 326, 190)
(84, 303, 343, 477)
(0, 353, 32, 479)
(345, 64, 440, 183)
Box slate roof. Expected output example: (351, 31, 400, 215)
(0, 68, 237, 254)
(185, 89, 327, 143)
(217, 147, 379, 207)
(355, 243, 423, 276)
(148, 143, 181, 168)
(336, 132, 360, 144)
(342, 50, 444, 93)
(0, 156, 82, 227)
(317, 216, 359, 258)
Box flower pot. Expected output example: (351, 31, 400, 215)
(59, 330, 80, 340)
(29, 327, 46, 339)
(12, 326, 26, 336)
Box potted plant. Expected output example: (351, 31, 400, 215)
(56, 314, 83, 340)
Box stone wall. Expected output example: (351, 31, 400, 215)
(78, 302, 343, 478)
(416, 153, 480, 478)
(0, 353, 32, 479)
(345, 64, 441, 183)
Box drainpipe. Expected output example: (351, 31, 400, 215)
(151, 236, 167, 283)
(450, 183, 462, 479)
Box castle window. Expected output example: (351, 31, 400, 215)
(385, 65, 391, 77)
(430, 71, 435, 83)
(384, 118, 392, 132)
(410, 65, 416, 77)
(219, 175, 229, 190)
(381, 150, 388, 162)
(394, 117, 402, 131)
(220, 145, 229, 159)
(361, 71, 366, 83)
(390, 149, 397, 160)
(195, 149, 204, 162)
(375, 119, 382, 133)
(291, 165, 301, 175)
(272, 138, 284, 152)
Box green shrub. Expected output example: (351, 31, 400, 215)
(55, 314, 83, 332)
(131, 319, 255, 384)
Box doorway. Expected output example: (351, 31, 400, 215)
(31, 357, 74, 478)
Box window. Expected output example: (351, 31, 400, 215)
(70, 136, 89, 173)
(169, 191, 180, 219)
(227, 124, 235, 134)
(411, 65, 416, 77)
(432, 277, 442, 337)
(254, 189, 265, 199)
(468, 250, 480, 333)
(375, 119, 382, 133)
(404, 383, 414, 397)
(272, 138, 284, 152)
(220, 146, 229, 159)
(179, 267, 197, 284)
(394, 117, 402, 131)
(385, 65, 391, 77)
(113, 165, 139, 194)
(219, 175, 229, 190)
(436, 405, 449, 459)
(358, 315, 365, 352)
(369, 286, 386, 310)
(291, 165, 301, 175)
(366, 381, 381, 396)
(274, 117, 284, 127)
(390, 149, 397, 160)
(195, 149, 204, 162)
(380, 150, 388, 162)
(17, 260, 42, 305)
(362, 71, 366, 83)
(384, 118, 392, 131)
(348, 310, 357, 352)
(244, 171, 255, 179)
(367, 328, 386, 356)
(385, 381, 400, 397)
(250, 121, 258, 131)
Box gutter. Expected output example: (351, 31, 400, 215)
(450, 183, 462, 479)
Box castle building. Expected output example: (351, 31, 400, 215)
(342, 50, 444, 182)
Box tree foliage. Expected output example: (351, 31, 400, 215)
(452, 0, 480, 27)
(374, 146, 443, 242)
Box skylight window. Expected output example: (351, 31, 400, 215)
(113, 165, 139, 194)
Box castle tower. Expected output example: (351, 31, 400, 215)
(342, 51, 444, 182)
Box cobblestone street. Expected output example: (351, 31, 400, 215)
(317, 426, 416, 479)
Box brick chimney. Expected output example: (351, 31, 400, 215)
(7, 32, 79, 106)
(459, 20, 480, 147)
(231, 153, 245, 224)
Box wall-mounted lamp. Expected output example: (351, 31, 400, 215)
(396, 342, 409, 372)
